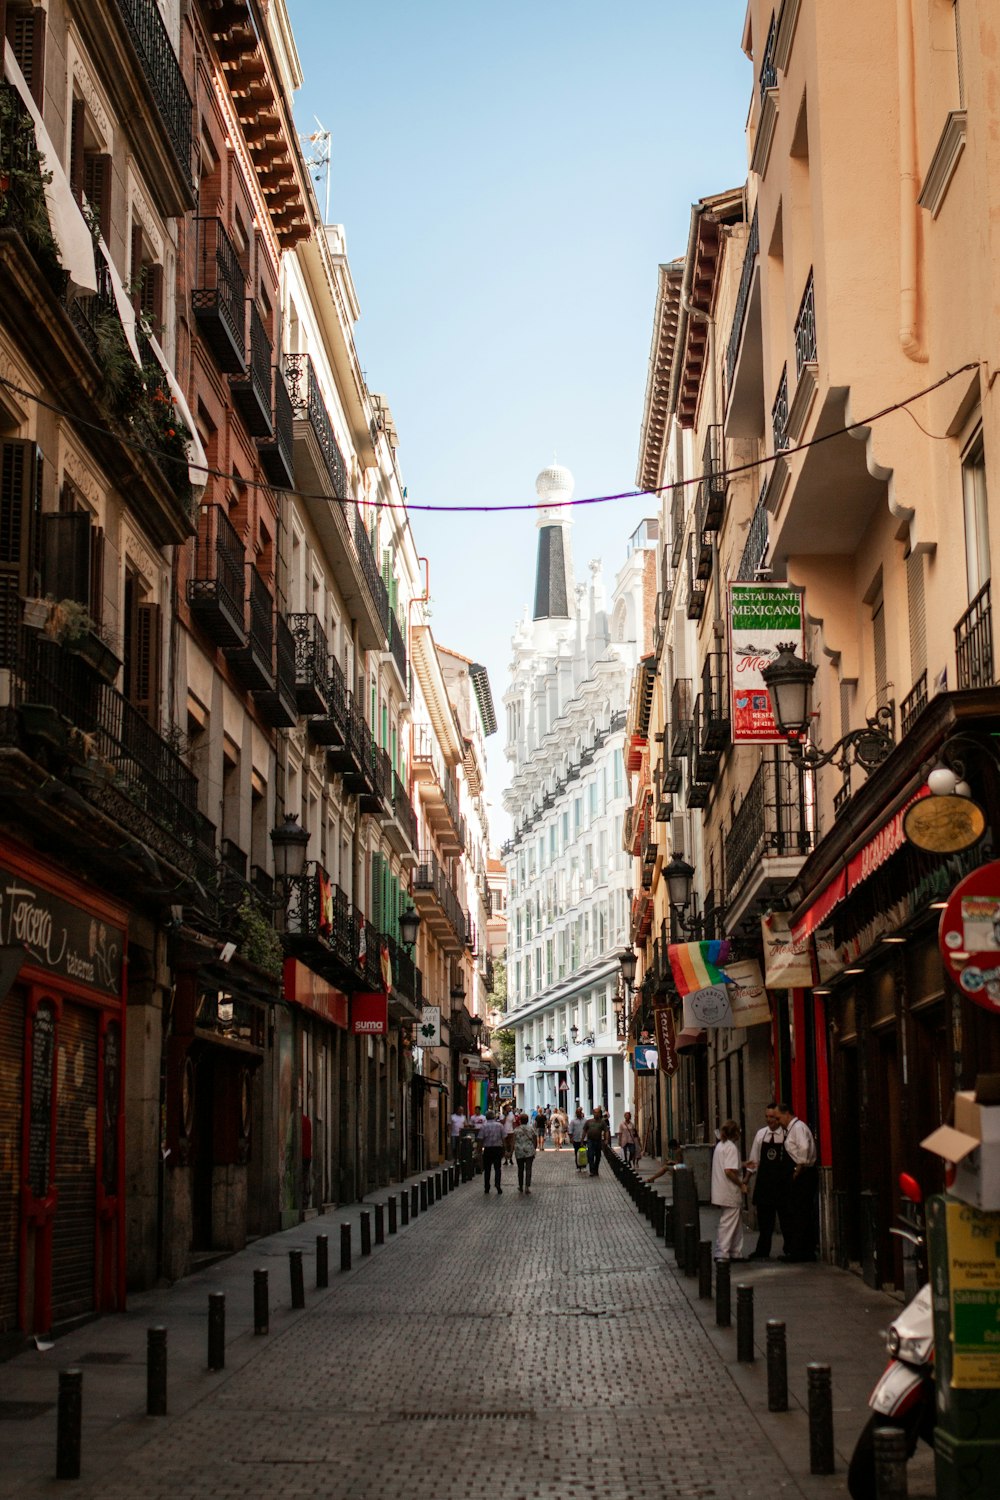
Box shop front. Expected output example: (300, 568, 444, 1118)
(0, 844, 126, 1348)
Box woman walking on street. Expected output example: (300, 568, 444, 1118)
(513, 1112, 537, 1192)
(618, 1111, 640, 1166)
(533, 1106, 547, 1152)
(712, 1120, 747, 1261)
(551, 1107, 568, 1150)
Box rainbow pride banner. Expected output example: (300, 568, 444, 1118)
(668, 940, 733, 997)
(467, 1077, 488, 1116)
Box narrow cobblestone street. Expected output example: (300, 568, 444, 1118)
(0, 1153, 920, 1500)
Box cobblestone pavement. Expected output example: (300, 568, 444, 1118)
(2, 1154, 889, 1499)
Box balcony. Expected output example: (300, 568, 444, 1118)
(412, 847, 468, 954)
(285, 351, 347, 496)
(353, 507, 391, 637)
(955, 582, 994, 690)
(670, 679, 693, 755)
(109, 0, 193, 195)
(670, 484, 687, 568)
(686, 537, 706, 620)
(686, 779, 711, 810)
(253, 612, 297, 728)
(338, 699, 378, 808)
(702, 424, 726, 526)
(412, 724, 466, 853)
(794, 270, 817, 378)
(759, 9, 778, 94)
(0, 629, 212, 883)
(383, 769, 419, 861)
(662, 757, 683, 796)
(283, 862, 419, 1005)
(192, 217, 246, 374)
(259, 364, 294, 489)
(724, 753, 813, 929)
(691, 697, 721, 784)
(772, 364, 790, 455)
(694, 483, 714, 579)
(387, 609, 408, 690)
(737, 483, 770, 581)
(899, 670, 928, 737)
(226, 567, 273, 692)
(187, 504, 247, 649)
(309, 653, 349, 749)
(725, 208, 763, 439)
(230, 301, 273, 437)
(700, 652, 730, 753)
(287, 612, 330, 715)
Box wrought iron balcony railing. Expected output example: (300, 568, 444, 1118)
(230, 300, 273, 436)
(388, 608, 407, 686)
(354, 507, 390, 637)
(391, 770, 419, 851)
(260, 363, 294, 489)
(284, 352, 347, 496)
(724, 754, 813, 905)
(759, 8, 778, 95)
(686, 536, 707, 620)
(700, 652, 730, 752)
(670, 677, 693, 755)
(737, 483, 770, 581)
(702, 423, 726, 514)
(412, 847, 468, 948)
(226, 566, 274, 693)
(772, 364, 789, 455)
(112, 0, 193, 186)
(794, 269, 817, 377)
(670, 483, 687, 568)
(955, 582, 994, 690)
(254, 611, 297, 728)
(899, 670, 928, 737)
(188, 503, 247, 648)
(192, 217, 246, 373)
(726, 206, 759, 393)
(287, 611, 330, 715)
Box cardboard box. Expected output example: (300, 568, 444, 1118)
(923, 1085, 1000, 1211)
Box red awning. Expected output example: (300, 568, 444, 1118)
(675, 1027, 707, 1050)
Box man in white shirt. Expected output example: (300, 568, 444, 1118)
(711, 1120, 746, 1261)
(775, 1102, 818, 1261)
(449, 1108, 467, 1160)
(501, 1104, 516, 1163)
(745, 1104, 790, 1261)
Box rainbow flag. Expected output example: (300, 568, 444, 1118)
(668, 940, 733, 997)
(467, 1077, 488, 1115)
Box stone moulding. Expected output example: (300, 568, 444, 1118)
(918, 110, 967, 220)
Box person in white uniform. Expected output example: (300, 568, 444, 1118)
(711, 1120, 746, 1261)
(775, 1102, 818, 1261)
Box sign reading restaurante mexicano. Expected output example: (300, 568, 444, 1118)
(728, 582, 805, 744)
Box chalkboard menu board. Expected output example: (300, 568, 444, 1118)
(0, 863, 124, 998)
(29, 1002, 55, 1197)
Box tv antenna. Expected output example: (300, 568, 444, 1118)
(301, 117, 332, 223)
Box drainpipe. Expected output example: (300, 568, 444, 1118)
(897, 0, 928, 362)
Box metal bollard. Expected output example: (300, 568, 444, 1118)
(715, 1258, 731, 1328)
(289, 1248, 305, 1309)
(400, 1190, 410, 1226)
(207, 1292, 225, 1371)
(419, 1179, 428, 1212)
(442, 1167, 449, 1196)
(411, 1183, 419, 1217)
(56, 1368, 83, 1480)
(146, 1327, 167, 1416)
(873, 1425, 909, 1499)
(698, 1241, 713, 1300)
(652, 1194, 664, 1237)
(807, 1363, 835, 1475)
(663, 1201, 675, 1246)
(340, 1222, 352, 1272)
(766, 1320, 788, 1412)
(316, 1235, 329, 1289)
(435, 1172, 442, 1201)
(683, 1221, 698, 1277)
(253, 1268, 269, 1334)
(388, 1195, 398, 1234)
(737, 1283, 755, 1363)
(374, 1203, 385, 1245)
(360, 1210, 372, 1256)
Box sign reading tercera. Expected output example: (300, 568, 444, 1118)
(351, 992, 388, 1035)
(728, 583, 805, 743)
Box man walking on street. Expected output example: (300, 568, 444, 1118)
(583, 1106, 609, 1176)
(480, 1111, 505, 1195)
(513, 1112, 537, 1192)
(745, 1104, 791, 1260)
(501, 1103, 516, 1164)
(568, 1106, 587, 1169)
(449, 1105, 467, 1161)
(774, 1102, 818, 1261)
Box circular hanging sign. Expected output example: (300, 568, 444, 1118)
(685, 985, 733, 1026)
(938, 860, 1000, 1016)
(904, 794, 986, 854)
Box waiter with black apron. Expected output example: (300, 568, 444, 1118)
(745, 1104, 793, 1261)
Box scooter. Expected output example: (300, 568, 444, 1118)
(847, 1174, 935, 1500)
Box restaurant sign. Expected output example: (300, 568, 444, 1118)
(0, 862, 124, 998)
(938, 860, 1000, 1016)
(728, 583, 804, 744)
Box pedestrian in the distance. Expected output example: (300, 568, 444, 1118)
(513, 1112, 537, 1193)
(583, 1105, 609, 1176)
(568, 1106, 587, 1170)
(533, 1106, 547, 1152)
(712, 1120, 746, 1261)
(480, 1110, 505, 1195)
(449, 1105, 467, 1161)
(618, 1110, 640, 1167)
(551, 1106, 568, 1150)
(501, 1103, 516, 1164)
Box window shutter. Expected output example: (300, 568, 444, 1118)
(133, 602, 161, 725)
(144, 263, 163, 326)
(83, 153, 112, 243)
(907, 550, 927, 683)
(0, 438, 40, 662)
(9, 7, 45, 108)
(371, 852, 384, 932)
(872, 598, 888, 708)
(130, 225, 143, 313)
(41, 510, 92, 606)
(89, 526, 105, 626)
(69, 98, 85, 204)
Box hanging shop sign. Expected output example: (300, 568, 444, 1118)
(653, 1005, 679, 1075)
(283, 959, 348, 1029)
(728, 583, 804, 744)
(938, 860, 1000, 1015)
(351, 992, 388, 1034)
(725, 959, 771, 1026)
(903, 793, 986, 855)
(682, 985, 734, 1028)
(0, 861, 124, 998)
(762, 913, 842, 987)
(633, 1043, 659, 1073)
(418, 1005, 441, 1047)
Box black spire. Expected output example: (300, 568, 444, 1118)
(533, 525, 569, 619)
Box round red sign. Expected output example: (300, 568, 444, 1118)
(938, 860, 1000, 1016)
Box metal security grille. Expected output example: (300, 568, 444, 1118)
(51, 1006, 98, 1326)
(0, 991, 24, 1337)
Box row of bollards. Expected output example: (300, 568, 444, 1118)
(609, 1151, 841, 1481)
(53, 1163, 468, 1480)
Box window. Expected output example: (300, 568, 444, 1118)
(6, 4, 45, 109)
(123, 567, 161, 726)
(130, 225, 164, 330)
(613, 749, 624, 798)
(598, 990, 609, 1029)
(963, 434, 990, 600)
(871, 593, 889, 709)
(69, 98, 111, 243)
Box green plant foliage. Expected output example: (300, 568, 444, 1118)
(493, 1026, 516, 1077)
(0, 82, 63, 286)
(234, 895, 283, 979)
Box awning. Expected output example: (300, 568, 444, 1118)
(675, 1027, 707, 1051)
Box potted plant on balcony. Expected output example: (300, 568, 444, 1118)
(44, 598, 122, 683)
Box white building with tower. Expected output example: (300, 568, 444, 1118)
(501, 465, 657, 1128)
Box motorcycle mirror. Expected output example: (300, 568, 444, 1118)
(899, 1171, 923, 1204)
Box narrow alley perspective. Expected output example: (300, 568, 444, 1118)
(0, 1150, 933, 1500)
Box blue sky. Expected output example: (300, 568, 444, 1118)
(285, 0, 752, 839)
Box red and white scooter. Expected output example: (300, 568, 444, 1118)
(847, 1175, 935, 1500)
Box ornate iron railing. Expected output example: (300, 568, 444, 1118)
(701, 652, 730, 750)
(188, 504, 246, 636)
(955, 582, 994, 690)
(670, 678, 693, 755)
(760, 9, 778, 94)
(900, 670, 928, 737)
(794, 269, 817, 376)
(726, 206, 759, 392)
(737, 484, 770, 580)
(192, 217, 245, 355)
(112, 0, 193, 185)
(353, 507, 390, 635)
(284, 352, 347, 496)
(287, 611, 330, 710)
(413, 847, 468, 947)
(772, 364, 789, 454)
(670, 483, 687, 568)
(724, 754, 812, 904)
(392, 771, 418, 850)
(388, 608, 407, 684)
